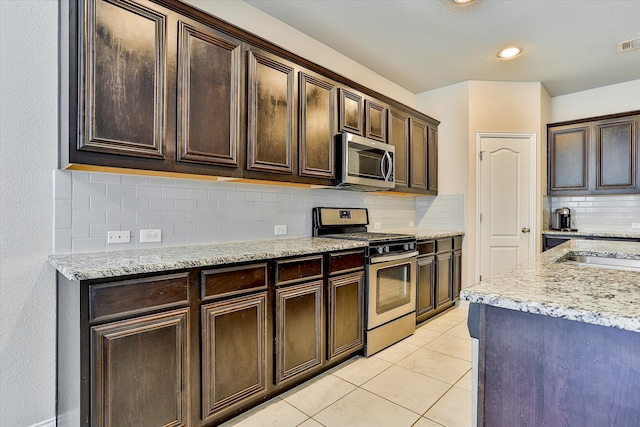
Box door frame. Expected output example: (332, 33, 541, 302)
(475, 132, 537, 282)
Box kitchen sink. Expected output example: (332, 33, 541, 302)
(562, 254, 640, 272)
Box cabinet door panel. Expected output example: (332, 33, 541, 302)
(81, 0, 166, 159)
(548, 126, 589, 192)
(177, 22, 241, 167)
(388, 109, 410, 188)
(201, 293, 267, 420)
(247, 51, 295, 174)
(596, 119, 636, 191)
(410, 118, 428, 190)
(453, 249, 462, 300)
(428, 127, 438, 193)
(328, 272, 364, 360)
(365, 99, 387, 142)
(275, 281, 323, 384)
(338, 88, 363, 135)
(91, 308, 188, 427)
(416, 255, 436, 321)
(299, 73, 336, 178)
(436, 252, 453, 307)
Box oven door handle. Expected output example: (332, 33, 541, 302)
(369, 251, 418, 264)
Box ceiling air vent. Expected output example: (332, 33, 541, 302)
(617, 37, 640, 53)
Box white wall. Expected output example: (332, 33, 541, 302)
(0, 2, 58, 426)
(551, 79, 640, 123)
(416, 81, 551, 287)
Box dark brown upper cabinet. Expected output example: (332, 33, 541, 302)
(176, 21, 241, 168)
(388, 109, 410, 189)
(428, 126, 438, 193)
(79, 0, 167, 160)
(365, 99, 387, 142)
(410, 117, 429, 191)
(338, 88, 363, 135)
(548, 124, 590, 194)
(299, 72, 337, 180)
(246, 49, 296, 176)
(66, 0, 439, 187)
(547, 111, 640, 195)
(595, 117, 637, 192)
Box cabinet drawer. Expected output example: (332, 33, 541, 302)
(329, 250, 364, 275)
(453, 236, 462, 250)
(436, 238, 453, 253)
(276, 256, 323, 286)
(89, 272, 189, 323)
(201, 263, 268, 300)
(418, 240, 435, 255)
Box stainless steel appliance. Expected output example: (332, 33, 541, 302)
(551, 207, 572, 231)
(312, 207, 417, 356)
(337, 132, 395, 191)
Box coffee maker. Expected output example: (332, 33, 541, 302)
(551, 207, 572, 231)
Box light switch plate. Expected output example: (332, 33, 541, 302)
(274, 225, 287, 235)
(107, 230, 130, 244)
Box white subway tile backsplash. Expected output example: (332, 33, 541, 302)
(54, 171, 465, 253)
(162, 187, 186, 200)
(73, 210, 106, 225)
(73, 180, 105, 196)
(90, 172, 121, 184)
(54, 200, 72, 229)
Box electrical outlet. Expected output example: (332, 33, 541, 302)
(409, 221, 415, 227)
(374, 222, 382, 230)
(107, 230, 130, 244)
(140, 229, 162, 243)
(632, 223, 640, 229)
(274, 225, 287, 235)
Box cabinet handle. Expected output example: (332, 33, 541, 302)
(521, 227, 531, 233)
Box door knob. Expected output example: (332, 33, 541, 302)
(521, 227, 530, 233)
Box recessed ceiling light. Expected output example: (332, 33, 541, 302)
(453, 0, 474, 4)
(497, 46, 522, 59)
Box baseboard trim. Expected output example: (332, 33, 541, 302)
(30, 417, 56, 427)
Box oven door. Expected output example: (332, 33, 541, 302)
(366, 255, 417, 329)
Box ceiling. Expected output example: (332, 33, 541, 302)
(243, 0, 640, 97)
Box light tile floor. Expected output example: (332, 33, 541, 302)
(222, 303, 472, 427)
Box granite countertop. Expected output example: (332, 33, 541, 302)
(460, 239, 640, 333)
(48, 238, 367, 281)
(542, 229, 640, 239)
(388, 228, 465, 240)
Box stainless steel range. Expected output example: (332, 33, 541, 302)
(312, 207, 418, 356)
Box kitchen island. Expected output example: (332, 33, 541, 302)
(461, 239, 640, 426)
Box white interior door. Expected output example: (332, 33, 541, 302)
(478, 133, 535, 280)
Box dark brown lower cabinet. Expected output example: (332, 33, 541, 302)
(416, 236, 462, 324)
(91, 309, 189, 427)
(453, 249, 462, 300)
(436, 251, 453, 307)
(275, 280, 324, 384)
(416, 254, 436, 323)
(57, 249, 366, 427)
(327, 271, 364, 360)
(201, 293, 268, 423)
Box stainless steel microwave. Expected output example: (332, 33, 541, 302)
(337, 133, 395, 191)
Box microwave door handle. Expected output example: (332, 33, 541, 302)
(380, 153, 388, 180)
(383, 152, 392, 181)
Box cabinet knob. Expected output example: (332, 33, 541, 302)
(522, 227, 531, 233)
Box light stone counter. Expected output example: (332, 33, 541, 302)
(542, 229, 640, 239)
(48, 238, 367, 281)
(461, 239, 640, 333)
(387, 228, 464, 240)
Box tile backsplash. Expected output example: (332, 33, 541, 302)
(549, 195, 640, 232)
(53, 170, 465, 253)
